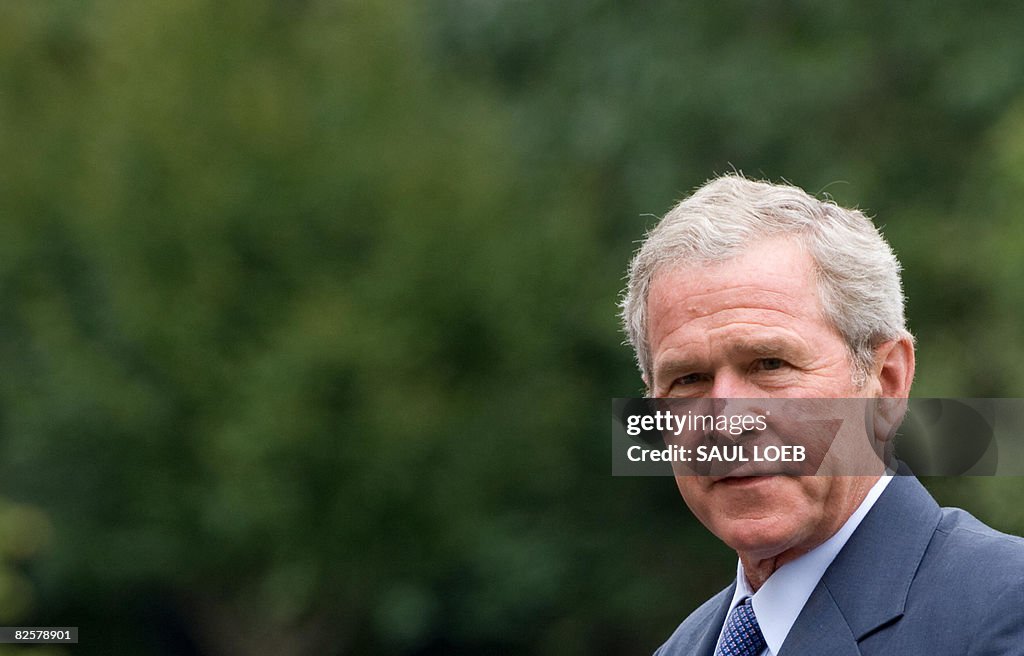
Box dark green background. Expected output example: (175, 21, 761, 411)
(1, 1, 1023, 654)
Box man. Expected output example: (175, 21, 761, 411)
(620, 175, 1024, 655)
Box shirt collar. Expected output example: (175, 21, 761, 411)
(723, 474, 893, 655)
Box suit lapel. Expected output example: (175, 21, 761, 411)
(777, 583, 861, 656)
(780, 475, 942, 654)
(692, 586, 732, 656)
(657, 583, 733, 656)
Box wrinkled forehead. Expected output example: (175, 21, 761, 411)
(646, 237, 821, 324)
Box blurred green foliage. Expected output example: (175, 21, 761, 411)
(1, 1, 1023, 654)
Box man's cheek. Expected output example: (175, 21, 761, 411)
(676, 481, 714, 521)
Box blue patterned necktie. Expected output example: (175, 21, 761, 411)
(715, 597, 766, 656)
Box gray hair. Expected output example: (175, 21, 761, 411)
(620, 174, 912, 387)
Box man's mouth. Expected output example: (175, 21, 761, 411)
(711, 475, 778, 486)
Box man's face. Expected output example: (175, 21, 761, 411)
(646, 237, 879, 564)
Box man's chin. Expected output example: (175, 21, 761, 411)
(703, 477, 806, 551)
(715, 516, 802, 560)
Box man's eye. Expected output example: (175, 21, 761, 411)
(758, 358, 785, 371)
(677, 373, 708, 385)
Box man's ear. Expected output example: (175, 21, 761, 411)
(870, 337, 915, 447)
(873, 337, 915, 399)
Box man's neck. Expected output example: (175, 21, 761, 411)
(738, 474, 880, 591)
(741, 550, 807, 591)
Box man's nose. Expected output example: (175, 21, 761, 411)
(708, 370, 758, 399)
(707, 372, 763, 437)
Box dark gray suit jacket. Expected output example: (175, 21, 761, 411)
(654, 475, 1024, 655)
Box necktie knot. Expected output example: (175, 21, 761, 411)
(715, 597, 766, 656)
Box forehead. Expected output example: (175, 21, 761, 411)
(646, 238, 827, 351)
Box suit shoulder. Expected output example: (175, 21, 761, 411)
(930, 508, 1024, 648)
(930, 506, 1024, 586)
(936, 507, 1024, 555)
(653, 586, 731, 656)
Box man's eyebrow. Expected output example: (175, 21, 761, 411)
(652, 357, 703, 379)
(653, 338, 804, 377)
(727, 338, 799, 357)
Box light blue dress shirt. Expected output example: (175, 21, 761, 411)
(713, 474, 893, 656)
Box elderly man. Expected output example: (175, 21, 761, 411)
(621, 175, 1024, 655)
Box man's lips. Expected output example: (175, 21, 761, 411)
(707, 459, 788, 480)
(711, 474, 779, 486)
(705, 455, 809, 479)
